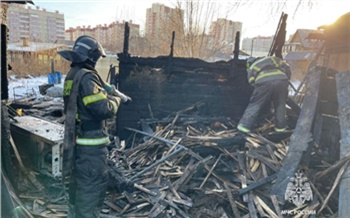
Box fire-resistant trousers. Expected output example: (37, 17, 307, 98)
(238, 79, 289, 132)
(68, 145, 109, 218)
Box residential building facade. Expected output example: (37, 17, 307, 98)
(65, 25, 94, 42)
(283, 29, 324, 80)
(65, 20, 140, 54)
(7, 4, 65, 43)
(209, 19, 242, 53)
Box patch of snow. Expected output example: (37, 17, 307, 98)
(8, 75, 65, 101)
(46, 86, 63, 98)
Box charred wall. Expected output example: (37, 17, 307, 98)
(313, 67, 340, 162)
(116, 58, 252, 139)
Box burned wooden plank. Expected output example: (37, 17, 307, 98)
(125, 202, 151, 215)
(271, 61, 321, 202)
(224, 182, 241, 218)
(254, 195, 278, 218)
(124, 192, 137, 205)
(270, 195, 282, 218)
(238, 174, 278, 195)
(46, 204, 68, 212)
(247, 150, 279, 172)
(104, 201, 123, 213)
(318, 160, 350, 214)
(247, 193, 258, 218)
(237, 152, 249, 203)
(252, 195, 269, 217)
(149, 200, 168, 218)
(120, 203, 130, 214)
(134, 183, 157, 196)
(265, 144, 279, 163)
(199, 154, 221, 189)
(316, 151, 350, 179)
(149, 190, 169, 218)
(167, 194, 193, 208)
(309, 181, 334, 215)
(173, 156, 212, 191)
(336, 70, 350, 218)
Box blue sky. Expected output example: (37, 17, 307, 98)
(32, 0, 350, 38)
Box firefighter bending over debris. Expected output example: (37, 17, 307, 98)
(58, 35, 132, 218)
(237, 56, 291, 133)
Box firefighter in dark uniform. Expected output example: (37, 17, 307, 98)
(237, 56, 291, 133)
(58, 35, 131, 218)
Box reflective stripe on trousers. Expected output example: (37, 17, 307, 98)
(76, 136, 110, 146)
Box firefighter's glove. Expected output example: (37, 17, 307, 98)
(119, 179, 135, 193)
(110, 85, 132, 103)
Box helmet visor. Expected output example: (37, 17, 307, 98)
(97, 41, 106, 58)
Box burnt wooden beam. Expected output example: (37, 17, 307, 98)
(274, 14, 287, 59)
(123, 22, 130, 56)
(268, 12, 288, 58)
(169, 31, 175, 58)
(335, 70, 350, 218)
(233, 31, 240, 60)
(271, 60, 320, 202)
(238, 174, 278, 195)
(1, 24, 8, 100)
(117, 55, 240, 74)
(224, 182, 241, 218)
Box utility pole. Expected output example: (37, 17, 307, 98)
(250, 37, 255, 56)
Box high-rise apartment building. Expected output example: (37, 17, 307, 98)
(145, 3, 184, 40)
(7, 4, 65, 43)
(209, 18, 242, 50)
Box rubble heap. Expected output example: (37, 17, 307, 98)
(104, 114, 339, 218)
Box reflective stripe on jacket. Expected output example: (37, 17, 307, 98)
(247, 56, 291, 84)
(63, 66, 120, 122)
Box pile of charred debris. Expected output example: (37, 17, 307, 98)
(6, 99, 346, 218)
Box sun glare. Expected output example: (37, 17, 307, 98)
(293, 1, 350, 29)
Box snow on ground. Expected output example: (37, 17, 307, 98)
(7, 74, 65, 101)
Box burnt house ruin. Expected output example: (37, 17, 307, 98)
(114, 29, 253, 139)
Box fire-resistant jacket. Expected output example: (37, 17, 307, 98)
(247, 56, 291, 85)
(63, 63, 121, 146)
